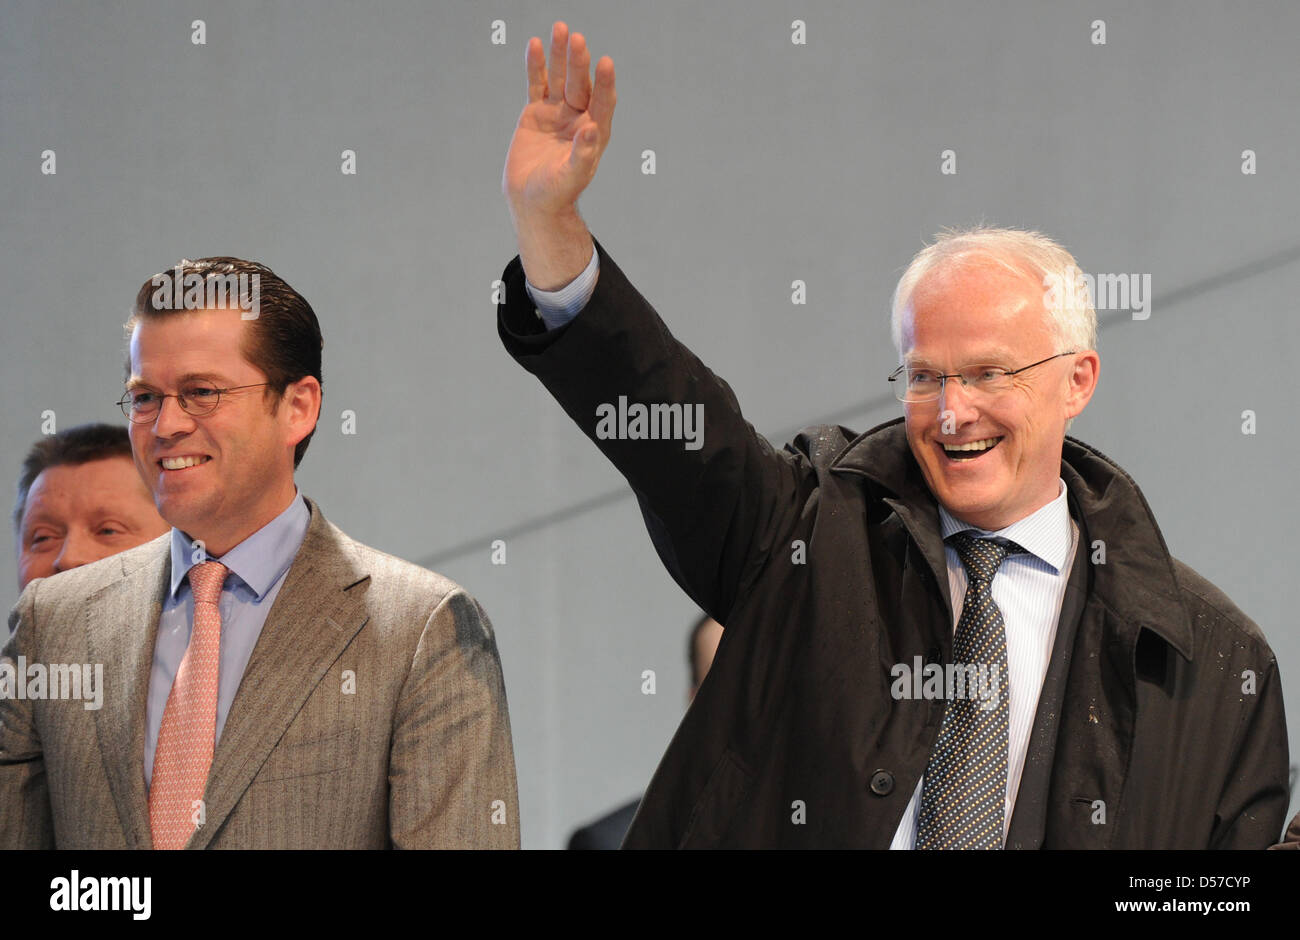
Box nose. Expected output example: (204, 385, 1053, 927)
(52, 530, 96, 574)
(151, 393, 197, 439)
(937, 375, 981, 430)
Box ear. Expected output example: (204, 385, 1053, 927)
(281, 376, 322, 451)
(1064, 351, 1099, 421)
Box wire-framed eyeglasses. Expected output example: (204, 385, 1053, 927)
(116, 383, 271, 423)
(888, 351, 1077, 403)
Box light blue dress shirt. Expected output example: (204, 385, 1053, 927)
(144, 491, 311, 788)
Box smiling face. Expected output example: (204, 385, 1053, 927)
(126, 307, 320, 556)
(900, 260, 1099, 531)
(17, 456, 170, 590)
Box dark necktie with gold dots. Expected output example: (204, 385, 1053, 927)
(916, 532, 1025, 850)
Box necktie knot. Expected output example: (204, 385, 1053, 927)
(188, 561, 228, 606)
(947, 531, 1023, 585)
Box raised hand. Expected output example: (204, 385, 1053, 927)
(502, 22, 616, 289)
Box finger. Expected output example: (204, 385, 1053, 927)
(587, 56, 617, 131)
(525, 37, 547, 102)
(564, 32, 592, 112)
(565, 123, 602, 182)
(546, 21, 568, 103)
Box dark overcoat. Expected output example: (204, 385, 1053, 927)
(499, 242, 1289, 849)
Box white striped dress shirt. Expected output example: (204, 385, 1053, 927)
(890, 477, 1079, 849)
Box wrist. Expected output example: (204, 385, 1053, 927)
(511, 206, 594, 291)
(508, 200, 584, 237)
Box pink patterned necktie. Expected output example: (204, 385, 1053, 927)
(149, 560, 228, 850)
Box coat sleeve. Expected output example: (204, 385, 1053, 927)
(0, 581, 56, 849)
(1208, 656, 1290, 849)
(387, 588, 519, 848)
(497, 240, 814, 625)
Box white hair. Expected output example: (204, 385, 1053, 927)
(890, 226, 1098, 360)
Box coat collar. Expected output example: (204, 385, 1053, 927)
(828, 417, 1194, 661)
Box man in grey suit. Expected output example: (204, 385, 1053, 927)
(0, 257, 519, 849)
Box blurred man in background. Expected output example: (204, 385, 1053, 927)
(14, 423, 169, 593)
(568, 615, 723, 849)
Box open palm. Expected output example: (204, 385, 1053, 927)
(503, 23, 616, 218)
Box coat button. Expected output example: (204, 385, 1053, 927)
(926, 646, 941, 665)
(869, 770, 895, 796)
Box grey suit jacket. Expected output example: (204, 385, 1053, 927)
(0, 497, 519, 849)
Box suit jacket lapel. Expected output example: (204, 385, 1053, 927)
(188, 501, 370, 849)
(84, 540, 171, 850)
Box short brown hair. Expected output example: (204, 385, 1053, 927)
(127, 256, 323, 468)
(13, 423, 134, 533)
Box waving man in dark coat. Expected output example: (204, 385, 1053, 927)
(496, 22, 1289, 849)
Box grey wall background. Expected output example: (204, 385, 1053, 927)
(2, 0, 1297, 848)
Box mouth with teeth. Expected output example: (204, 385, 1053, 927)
(158, 455, 212, 472)
(941, 436, 1004, 462)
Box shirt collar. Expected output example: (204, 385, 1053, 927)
(168, 490, 310, 600)
(938, 478, 1073, 573)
